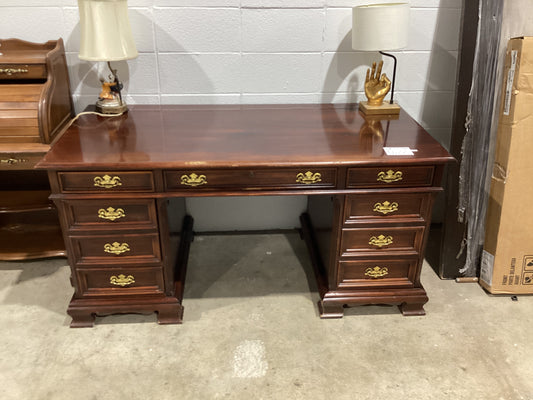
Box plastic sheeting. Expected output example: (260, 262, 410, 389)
(457, 0, 503, 275)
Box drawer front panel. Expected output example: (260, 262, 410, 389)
(0, 64, 47, 80)
(344, 193, 432, 223)
(0, 152, 44, 170)
(346, 166, 434, 188)
(76, 266, 165, 297)
(340, 226, 424, 256)
(71, 233, 161, 265)
(58, 171, 154, 193)
(337, 259, 417, 288)
(65, 199, 157, 230)
(164, 168, 337, 190)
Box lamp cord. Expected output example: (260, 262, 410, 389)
(379, 51, 397, 104)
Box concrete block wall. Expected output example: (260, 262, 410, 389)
(0, 0, 462, 231)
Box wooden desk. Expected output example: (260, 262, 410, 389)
(36, 104, 453, 327)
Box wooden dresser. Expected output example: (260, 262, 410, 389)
(0, 38, 74, 260)
(36, 104, 453, 327)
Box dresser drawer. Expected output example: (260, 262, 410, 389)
(76, 266, 165, 297)
(346, 166, 434, 188)
(71, 233, 161, 265)
(64, 199, 157, 230)
(0, 64, 47, 80)
(58, 171, 155, 193)
(340, 226, 425, 256)
(337, 258, 417, 288)
(344, 193, 432, 224)
(164, 168, 336, 191)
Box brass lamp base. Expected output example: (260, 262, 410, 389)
(359, 101, 400, 115)
(96, 98, 128, 114)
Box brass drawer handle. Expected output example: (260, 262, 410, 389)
(94, 174, 122, 188)
(373, 201, 399, 215)
(104, 242, 130, 255)
(181, 173, 207, 186)
(377, 170, 403, 183)
(365, 266, 389, 279)
(98, 207, 126, 221)
(369, 234, 393, 248)
(296, 171, 322, 184)
(1, 158, 28, 165)
(110, 274, 135, 287)
(0, 67, 28, 76)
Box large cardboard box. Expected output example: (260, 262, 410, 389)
(480, 37, 533, 294)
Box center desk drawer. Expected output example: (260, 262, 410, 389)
(64, 199, 157, 230)
(58, 171, 154, 193)
(71, 233, 161, 265)
(340, 226, 425, 256)
(164, 168, 336, 190)
(346, 166, 434, 188)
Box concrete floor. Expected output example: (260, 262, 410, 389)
(0, 232, 532, 400)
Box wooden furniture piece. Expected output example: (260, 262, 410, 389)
(0, 38, 74, 260)
(36, 104, 453, 327)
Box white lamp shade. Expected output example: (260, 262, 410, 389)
(352, 3, 409, 51)
(78, 0, 138, 61)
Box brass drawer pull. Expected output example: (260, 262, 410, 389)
(181, 173, 207, 186)
(110, 274, 135, 287)
(0, 67, 28, 76)
(377, 170, 403, 183)
(94, 174, 122, 188)
(1, 158, 28, 165)
(104, 242, 130, 255)
(365, 266, 389, 278)
(373, 201, 399, 215)
(369, 234, 393, 248)
(296, 171, 322, 184)
(98, 207, 126, 221)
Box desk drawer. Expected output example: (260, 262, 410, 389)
(0, 152, 44, 170)
(344, 193, 432, 224)
(76, 266, 165, 297)
(71, 233, 161, 265)
(337, 258, 417, 289)
(64, 199, 157, 230)
(340, 226, 424, 256)
(0, 64, 47, 80)
(58, 171, 154, 193)
(346, 166, 434, 188)
(164, 168, 336, 191)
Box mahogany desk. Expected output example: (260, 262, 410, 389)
(36, 104, 453, 327)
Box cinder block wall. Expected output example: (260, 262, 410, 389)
(0, 0, 462, 231)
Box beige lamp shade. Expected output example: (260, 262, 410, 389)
(78, 0, 138, 61)
(352, 3, 409, 51)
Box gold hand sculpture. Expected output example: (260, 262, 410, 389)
(364, 61, 391, 106)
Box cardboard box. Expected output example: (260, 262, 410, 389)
(481, 37, 533, 294)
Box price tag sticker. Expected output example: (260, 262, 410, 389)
(383, 147, 417, 156)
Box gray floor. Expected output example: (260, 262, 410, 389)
(1, 232, 532, 400)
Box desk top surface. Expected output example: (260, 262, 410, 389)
(37, 104, 453, 170)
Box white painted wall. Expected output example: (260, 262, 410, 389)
(0, 0, 462, 231)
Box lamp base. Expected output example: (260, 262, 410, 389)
(96, 98, 128, 114)
(359, 101, 400, 115)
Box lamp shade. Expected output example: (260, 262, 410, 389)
(78, 0, 138, 61)
(352, 3, 409, 51)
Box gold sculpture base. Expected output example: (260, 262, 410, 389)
(96, 98, 128, 114)
(359, 101, 400, 116)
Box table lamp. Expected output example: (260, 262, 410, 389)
(352, 3, 409, 115)
(78, 0, 138, 114)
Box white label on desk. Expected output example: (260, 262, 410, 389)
(384, 147, 416, 156)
